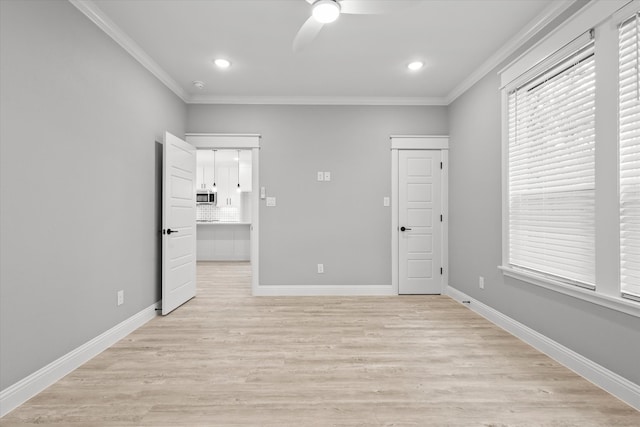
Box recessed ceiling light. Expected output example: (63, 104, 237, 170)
(408, 61, 424, 71)
(313, 0, 341, 24)
(214, 58, 231, 69)
(192, 80, 205, 89)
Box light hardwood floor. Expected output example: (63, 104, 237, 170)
(2, 261, 639, 426)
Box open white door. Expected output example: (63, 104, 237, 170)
(398, 150, 442, 294)
(162, 132, 196, 315)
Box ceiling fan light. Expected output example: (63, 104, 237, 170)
(214, 58, 231, 69)
(312, 0, 341, 24)
(408, 61, 424, 71)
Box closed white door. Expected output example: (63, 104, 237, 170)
(398, 150, 442, 294)
(162, 132, 197, 315)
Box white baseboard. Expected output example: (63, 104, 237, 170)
(254, 284, 395, 296)
(0, 302, 160, 417)
(445, 286, 640, 411)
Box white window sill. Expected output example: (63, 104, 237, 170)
(498, 265, 640, 319)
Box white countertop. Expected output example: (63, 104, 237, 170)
(197, 221, 251, 225)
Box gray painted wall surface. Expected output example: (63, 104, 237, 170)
(0, 0, 186, 389)
(187, 105, 448, 286)
(448, 38, 640, 385)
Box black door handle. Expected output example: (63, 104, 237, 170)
(166, 229, 179, 235)
(400, 226, 412, 231)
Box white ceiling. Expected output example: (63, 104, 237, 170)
(81, 0, 568, 105)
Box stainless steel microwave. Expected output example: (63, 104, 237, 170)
(196, 191, 216, 204)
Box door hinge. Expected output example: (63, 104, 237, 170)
(440, 162, 443, 169)
(440, 214, 443, 222)
(440, 267, 443, 275)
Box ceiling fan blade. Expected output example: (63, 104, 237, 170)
(293, 16, 325, 52)
(339, 0, 401, 15)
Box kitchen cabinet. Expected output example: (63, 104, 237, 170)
(216, 165, 241, 207)
(239, 150, 252, 192)
(196, 223, 250, 261)
(196, 150, 216, 191)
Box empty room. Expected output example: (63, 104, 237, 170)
(1, 0, 639, 425)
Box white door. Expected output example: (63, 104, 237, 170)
(162, 132, 197, 315)
(398, 150, 442, 294)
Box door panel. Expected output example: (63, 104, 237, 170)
(399, 150, 442, 294)
(162, 132, 196, 315)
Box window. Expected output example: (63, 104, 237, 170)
(499, 0, 640, 317)
(507, 33, 596, 288)
(619, 12, 640, 301)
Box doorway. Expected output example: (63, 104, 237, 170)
(391, 136, 449, 295)
(186, 134, 261, 294)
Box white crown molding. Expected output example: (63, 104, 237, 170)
(445, 0, 577, 105)
(0, 302, 160, 417)
(445, 286, 640, 411)
(186, 95, 448, 106)
(69, 0, 577, 107)
(68, 0, 189, 102)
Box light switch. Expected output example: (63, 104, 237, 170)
(266, 197, 276, 207)
(260, 187, 266, 199)
(317, 171, 324, 181)
(383, 197, 390, 207)
(324, 171, 331, 181)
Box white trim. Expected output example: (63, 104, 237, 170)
(499, 266, 640, 318)
(446, 0, 576, 104)
(391, 149, 399, 295)
(187, 95, 447, 106)
(253, 284, 394, 296)
(251, 147, 260, 295)
(68, 0, 188, 102)
(441, 150, 449, 289)
(185, 134, 261, 149)
(0, 302, 159, 417)
(499, 0, 631, 88)
(389, 135, 449, 150)
(445, 286, 640, 411)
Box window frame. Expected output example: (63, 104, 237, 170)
(499, 0, 640, 319)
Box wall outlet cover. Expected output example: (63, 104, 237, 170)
(266, 197, 276, 207)
(317, 172, 324, 181)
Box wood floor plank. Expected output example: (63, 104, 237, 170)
(2, 261, 638, 426)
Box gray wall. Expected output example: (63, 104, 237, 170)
(0, 0, 186, 389)
(188, 105, 448, 286)
(448, 25, 640, 385)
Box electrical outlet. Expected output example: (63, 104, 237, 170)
(317, 264, 324, 274)
(117, 290, 124, 306)
(479, 276, 485, 289)
(324, 171, 331, 181)
(266, 197, 276, 207)
(317, 171, 324, 181)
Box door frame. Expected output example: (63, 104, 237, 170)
(185, 133, 261, 294)
(391, 135, 449, 295)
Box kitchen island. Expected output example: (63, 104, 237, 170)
(196, 222, 251, 261)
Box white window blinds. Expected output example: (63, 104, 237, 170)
(620, 13, 640, 301)
(507, 34, 596, 288)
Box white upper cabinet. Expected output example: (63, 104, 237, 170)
(196, 150, 216, 191)
(196, 148, 251, 203)
(239, 150, 252, 192)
